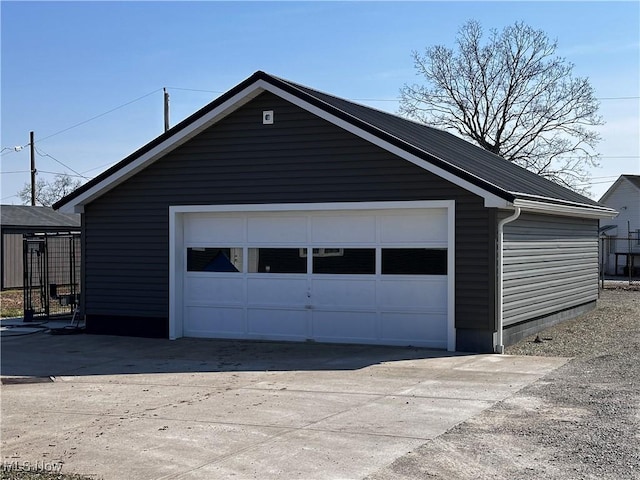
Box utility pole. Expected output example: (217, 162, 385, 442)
(29, 131, 36, 206)
(163, 88, 170, 132)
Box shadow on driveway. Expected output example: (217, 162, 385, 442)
(1, 331, 472, 379)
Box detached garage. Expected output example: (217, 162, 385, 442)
(54, 71, 616, 353)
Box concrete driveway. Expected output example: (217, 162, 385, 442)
(1, 332, 567, 479)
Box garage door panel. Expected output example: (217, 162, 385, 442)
(248, 216, 307, 243)
(180, 207, 451, 349)
(247, 309, 309, 338)
(185, 306, 244, 336)
(378, 279, 447, 309)
(312, 311, 377, 341)
(379, 210, 447, 244)
(185, 276, 244, 305)
(311, 215, 376, 243)
(311, 278, 376, 307)
(247, 277, 308, 305)
(380, 312, 447, 347)
(185, 215, 245, 244)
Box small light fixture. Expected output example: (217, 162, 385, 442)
(262, 110, 274, 125)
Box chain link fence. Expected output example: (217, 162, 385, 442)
(23, 232, 81, 321)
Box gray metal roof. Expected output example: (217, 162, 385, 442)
(1, 205, 80, 228)
(54, 71, 610, 212)
(622, 174, 640, 189)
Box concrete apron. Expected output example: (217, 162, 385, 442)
(0, 334, 568, 480)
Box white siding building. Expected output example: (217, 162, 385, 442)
(599, 175, 640, 275)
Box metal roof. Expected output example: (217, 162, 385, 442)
(622, 174, 640, 189)
(273, 75, 603, 208)
(54, 71, 612, 214)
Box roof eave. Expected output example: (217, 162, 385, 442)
(55, 74, 272, 213)
(55, 71, 515, 213)
(513, 197, 618, 219)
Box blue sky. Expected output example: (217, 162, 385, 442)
(1, 1, 638, 203)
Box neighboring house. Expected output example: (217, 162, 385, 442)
(598, 175, 640, 275)
(1, 205, 81, 289)
(54, 71, 616, 353)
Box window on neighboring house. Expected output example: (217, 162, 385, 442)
(299, 248, 344, 258)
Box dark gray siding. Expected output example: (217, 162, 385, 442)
(502, 212, 599, 327)
(84, 91, 495, 340)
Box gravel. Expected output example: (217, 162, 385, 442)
(367, 287, 640, 480)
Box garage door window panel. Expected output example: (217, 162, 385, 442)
(313, 248, 375, 274)
(381, 248, 447, 275)
(187, 248, 243, 272)
(248, 248, 307, 273)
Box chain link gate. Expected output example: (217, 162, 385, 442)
(23, 232, 81, 321)
(600, 232, 640, 288)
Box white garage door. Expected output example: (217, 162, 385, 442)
(177, 206, 451, 349)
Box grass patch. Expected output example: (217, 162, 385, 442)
(1, 289, 23, 318)
(0, 468, 97, 479)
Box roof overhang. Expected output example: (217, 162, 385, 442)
(512, 195, 618, 219)
(55, 71, 610, 218)
(55, 74, 512, 214)
(56, 81, 268, 213)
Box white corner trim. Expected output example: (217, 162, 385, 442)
(447, 202, 456, 352)
(495, 206, 521, 354)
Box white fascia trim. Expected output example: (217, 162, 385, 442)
(170, 200, 452, 214)
(57, 83, 270, 214)
(513, 198, 618, 219)
(262, 83, 509, 209)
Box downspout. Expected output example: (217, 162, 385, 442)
(495, 206, 521, 354)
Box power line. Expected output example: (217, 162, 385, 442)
(598, 96, 640, 100)
(166, 86, 223, 94)
(35, 147, 89, 179)
(37, 88, 164, 144)
(352, 95, 640, 103)
(81, 161, 117, 175)
(37, 169, 87, 179)
(2, 87, 637, 152)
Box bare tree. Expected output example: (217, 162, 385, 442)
(399, 20, 603, 193)
(18, 174, 82, 207)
